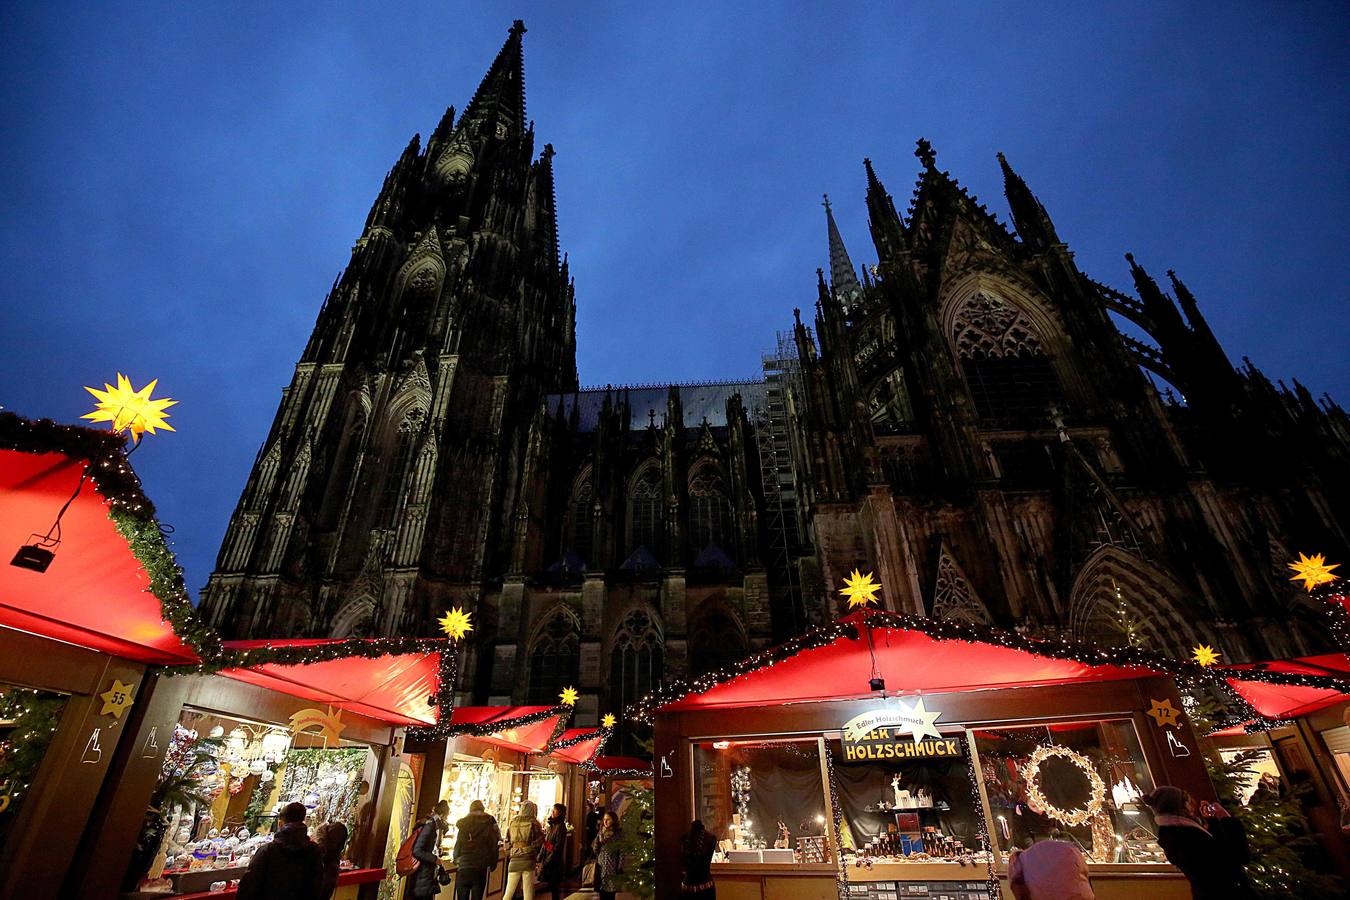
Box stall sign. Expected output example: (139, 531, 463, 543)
(840, 701, 961, 761)
(840, 735, 963, 761)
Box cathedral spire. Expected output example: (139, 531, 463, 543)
(459, 20, 527, 139)
(996, 151, 1060, 248)
(823, 194, 862, 308)
(863, 158, 904, 261)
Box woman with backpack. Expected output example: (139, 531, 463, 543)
(502, 800, 544, 900)
(408, 800, 451, 898)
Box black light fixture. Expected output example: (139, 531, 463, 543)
(11, 535, 58, 573)
(868, 676, 886, 692)
(10, 470, 87, 574)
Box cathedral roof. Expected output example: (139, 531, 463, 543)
(550, 380, 768, 431)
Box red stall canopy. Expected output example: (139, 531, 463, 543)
(0, 448, 198, 664)
(1222, 654, 1350, 721)
(219, 639, 443, 726)
(548, 728, 607, 765)
(589, 756, 652, 777)
(445, 706, 568, 754)
(654, 614, 1159, 714)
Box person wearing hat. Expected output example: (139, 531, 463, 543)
(452, 799, 501, 900)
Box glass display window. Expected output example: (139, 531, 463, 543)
(1218, 747, 1283, 805)
(151, 709, 377, 887)
(972, 719, 1166, 865)
(0, 683, 68, 853)
(826, 734, 987, 862)
(438, 755, 514, 852)
(526, 770, 561, 816)
(693, 738, 829, 862)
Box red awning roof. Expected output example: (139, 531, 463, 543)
(219, 639, 442, 726)
(0, 448, 198, 664)
(548, 728, 607, 765)
(1222, 654, 1350, 721)
(446, 706, 568, 753)
(655, 615, 1158, 714)
(590, 755, 652, 776)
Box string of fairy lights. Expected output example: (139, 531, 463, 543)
(960, 740, 1001, 900)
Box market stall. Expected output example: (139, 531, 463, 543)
(96, 638, 446, 898)
(0, 417, 215, 898)
(1205, 653, 1350, 880)
(405, 704, 576, 898)
(643, 611, 1215, 900)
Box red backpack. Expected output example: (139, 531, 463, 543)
(395, 820, 427, 877)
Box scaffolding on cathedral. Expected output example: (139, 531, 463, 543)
(758, 331, 808, 635)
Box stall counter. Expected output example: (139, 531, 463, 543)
(132, 866, 386, 900)
(708, 860, 1193, 900)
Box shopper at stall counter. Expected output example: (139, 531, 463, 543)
(237, 802, 324, 900)
(1008, 837, 1094, 900)
(410, 799, 452, 898)
(503, 800, 545, 900)
(592, 809, 623, 900)
(681, 820, 717, 900)
(1143, 786, 1256, 899)
(452, 799, 501, 900)
(537, 803, 570, 900)
(316, 821, 349, 900)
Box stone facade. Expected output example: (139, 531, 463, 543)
(202, 24, 1350, 740)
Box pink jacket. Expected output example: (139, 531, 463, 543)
(1009, 840, 1095, 900)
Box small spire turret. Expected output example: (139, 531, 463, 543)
(863, 158, 904, 260)
(823, 194, 863, 310)
(996, 151, 1060, 248)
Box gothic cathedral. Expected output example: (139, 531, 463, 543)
(201, 23, 1350, 732)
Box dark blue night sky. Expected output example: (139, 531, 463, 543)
(2, 3, 1346, 596)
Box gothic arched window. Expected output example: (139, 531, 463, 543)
(628, 468, 663, 561)
(566, 480, 594, 566)
(952, 292, 1062, 428)
(610, 608, 663, 731)
(688, 470, 733, 557)
(376, 409, 423, 526)
(527, 610, 580, 706)
(687, 606, 747, 678)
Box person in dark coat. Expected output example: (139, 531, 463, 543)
(237, 802, 323, 900)
(315, 821, 348, 900)
(452, 800, 501, 900)
(680, 820, 717, 900)
(582, 799, 604, 860)
(538, 803, 569, 900)
(1143, 786, 1256, 900)
(591, 809, 623, 900)
(410, 799, 451, 898)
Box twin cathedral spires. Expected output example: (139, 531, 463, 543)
(204, 20, 1350, 715)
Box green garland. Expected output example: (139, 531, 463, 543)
(108, 508, 220, 659)
(0, 413, 147, 511)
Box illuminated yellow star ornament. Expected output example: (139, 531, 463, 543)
(601, 713, 616, 729)
(559, 686, 579, 707)
(1191, 644, 1220, 667)
(1289, 552, 1340, 592)
(438, 607, 473, 641)
(839, 569, 882, 609)
(82, 374, 177, 442)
